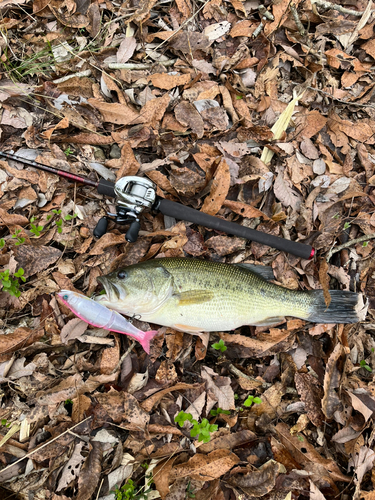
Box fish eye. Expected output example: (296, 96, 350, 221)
(63, 294, 68, 300)
(117, 271, 127, 279)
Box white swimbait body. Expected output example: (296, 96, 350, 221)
(58, 290, 158, 353)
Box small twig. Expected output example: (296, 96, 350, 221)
(326, 233, 375, 261)
(252, 22, 264, 38)
(0, 417, 92, 476)
(258, 4, 274, 21)
(108, 59, 177, 70)
(52, 70, 92, 84)
(290, 3, 306, 36)
(111, 340, 136, 374)
(311, 0, 375, 17)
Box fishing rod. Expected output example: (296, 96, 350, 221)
(0, 151, 315, 260)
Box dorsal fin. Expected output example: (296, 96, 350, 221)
(234, 263, 275, 281)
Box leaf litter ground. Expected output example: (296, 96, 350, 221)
(0, 0, 375, 499)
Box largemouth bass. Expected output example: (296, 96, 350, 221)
(95, 258, 367, 333)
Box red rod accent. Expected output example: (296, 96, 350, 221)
(0, 151, 98, 188)
(308, 248, 315, 260)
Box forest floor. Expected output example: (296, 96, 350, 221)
(1, 0, 375, 499)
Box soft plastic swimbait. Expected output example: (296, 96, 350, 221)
(58, 290, 158, 353)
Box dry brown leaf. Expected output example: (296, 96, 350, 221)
(100, 334, 120, 375)
(227, 460, 285, 497)
(220, 329, 294, 358)
(106, 141, 140, 180)
(136, 93, 170, 129)
(348, 392, 373, 423)
(140, 383, 195, 412)
(199, 429, 256, 453)
(14, 245, 62, 278)
(295, 110, 327, 140)
(170, 449, 240, 481)
(318, 259, 331, 308)
(146, 170, 177, 196)
(149, 73, 191, 90)
(206, 235, 246, 256)
(175, 101, 204, 138)
(175, 0, 192, 19)
(0, 208, 29, 227)
(60, 318, 88, 344)
(76, 441, 102, 500)
(201, 366, 235, 410)
(322, 343, 344, 419)
(294, 373, 324, 427)
(116, 36, 137, 64)
(223, 200, 270, 220)
(328, 111, 374, 145)
(49, 0, 90, 28)
(230, 20, 257, 37)
(88, 99, 140, 125)
(153, 457, 177, 500)
(95, 388, 150, 430)
(0, 160, 39, 184)
(89, 233, 126, 255)
(0, 327, 43, 359)
(275, 422, 350, 483)
(201, 158, 230, 215)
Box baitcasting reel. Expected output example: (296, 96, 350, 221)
(93, 176, 157, 242)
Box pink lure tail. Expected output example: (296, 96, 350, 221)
(139, 330, 159, 354)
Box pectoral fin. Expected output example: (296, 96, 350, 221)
(175, 290, 214, 306)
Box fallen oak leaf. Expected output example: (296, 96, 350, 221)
(0, 327, 43, 360)
(175, 101, 204, 139)
(227, 460, 286, 497)
(89, 233, 126, 255)
(294, 373, 324, 427)
(0, 160, 39, 184)
(169, 449, 240, 481)
(149, 73, 191, 90)
(198, 429, 256, 453)
(14, 245, 62, 278)
(75, 441, 102, 500)
(223, 200, 270, 220)
(275, 422, 350, 483)
(201, 158, 230, 215)
(140, 382, 196, 412)
(60, 318, 88, 344)
(95, 389, 150, 430)
(0, 208, 29, 227)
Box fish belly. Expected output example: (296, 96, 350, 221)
(138, 287, 309, 332)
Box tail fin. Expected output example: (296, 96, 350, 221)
(308, 290, 368, 324)
(139, 330, 159, 354)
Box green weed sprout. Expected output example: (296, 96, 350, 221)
(0, 238, 6, 249)
(243, 395, 262, 407)
(112, 478, 152, 500)
(11, 229, 25, 246)
(48, 209, 78, 234)
(0, 268, 25, 297)
(186, 481, 195, 498)
(360, 359, 372, 372)
(211, 339, 227, 352)
(210, 408, 231, 417)
(175, 411, 218, 443)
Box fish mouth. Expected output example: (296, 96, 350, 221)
(96, 277, 126, 302)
